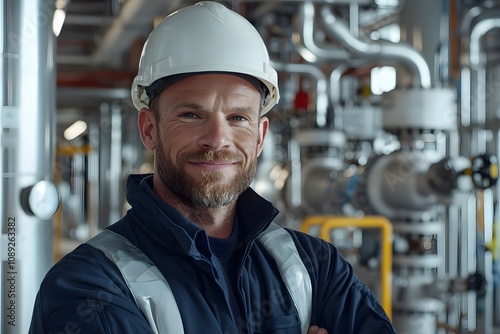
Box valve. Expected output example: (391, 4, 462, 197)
(466, 154, 498, 189)
(427, 156, 471, 195)
(428, 154, 498, 195)
(450, 272, 486, 297)
(467, 273, 486, 297)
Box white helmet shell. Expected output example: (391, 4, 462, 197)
(131, 1, 279, 115)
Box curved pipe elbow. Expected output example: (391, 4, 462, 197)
(319, 5, 431, 88)
(293, 2, 349, 62)
(270, 60, 329, 127)
(378, 43, 432, 88)
(319, 6, 382, 55)
(469, 18, 500, 68)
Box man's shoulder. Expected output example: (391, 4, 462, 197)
(40, 241, 126, 294)
(31, 237, 152, 334)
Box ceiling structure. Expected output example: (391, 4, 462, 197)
(53, 0, 445, 136)
(56, 0, 201, 135)
(55, 0, 304, 136)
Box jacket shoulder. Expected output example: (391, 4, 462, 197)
(30, 243, 153, 333)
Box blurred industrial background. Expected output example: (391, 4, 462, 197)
(3, 0, 500, 333)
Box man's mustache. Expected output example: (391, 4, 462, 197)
(180, 151, 241, 163)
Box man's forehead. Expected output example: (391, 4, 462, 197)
(146, 72, 267, 105)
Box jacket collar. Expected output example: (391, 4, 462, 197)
(125, 174, 279, 259)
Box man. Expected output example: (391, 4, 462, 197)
(30, 2, 397, 333)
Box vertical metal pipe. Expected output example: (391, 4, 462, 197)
(1, 0, 56, 333)
(109, 103, 122, 225)
(467, 195, 477, 331)
(349, 3, 359, 38)
(270, 61, 328, 127)
(482, 188, 494, 334)
(99, 103, 112, 228)
(397, 0, 443, 87)
(88, 120, 100, 237)
(447, 205, 458, 276)
(496, 129, 500, 325)
(460, 67, 471, 127)
(288, 137, 302, 208)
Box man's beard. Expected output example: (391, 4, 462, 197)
(155, 141, 257, 208)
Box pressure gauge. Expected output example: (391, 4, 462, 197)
(25, 180, 60, 220)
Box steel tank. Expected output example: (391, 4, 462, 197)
(1, 0, 57, 333)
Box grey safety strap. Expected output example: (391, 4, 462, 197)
(86, 230, 184, 334)
(257, 222, 312, 334)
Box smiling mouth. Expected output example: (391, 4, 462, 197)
(190, 161, 236, 170)
(184, 151, 240, 169)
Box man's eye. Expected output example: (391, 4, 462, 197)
(179, 112, 198, 118)
(230, 115, 248, 121)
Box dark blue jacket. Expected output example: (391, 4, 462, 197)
(30, 174, 397, 333)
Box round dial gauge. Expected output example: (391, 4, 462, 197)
(28, 180, 60, 220)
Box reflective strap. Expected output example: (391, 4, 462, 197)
(258, 223, 312, 334)
(87, 224, 312, 334)
(86, 230, 184, 334)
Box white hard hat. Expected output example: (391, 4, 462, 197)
(131, 1, 280, 115)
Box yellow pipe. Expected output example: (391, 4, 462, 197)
(300, 215, 331, 234)
(301, 215, 393, 320)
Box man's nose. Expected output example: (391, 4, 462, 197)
(197, 116, 231, 150)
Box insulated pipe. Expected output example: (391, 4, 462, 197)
(328, 61, 369, 131)
(468, 17, 500, 154)
(460, 7, 500, 45)
(328, 63, 350, 131)
(329, 60, 371, 106)
(458, 7, 500, 129)
(319, 5, 431, 89)
(90, 0, 168, 66)
(465, 13, 500, 332)
(293, 2, 431, 89)
(469, 18, 500, 68)
(270, 60, 329, 127)
(292, 2, 349, 63)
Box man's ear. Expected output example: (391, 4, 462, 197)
(138, 108, 157, 150)
(256, 116, 269, 157)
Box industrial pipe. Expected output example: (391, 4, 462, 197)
(319, 5, 431, 89)
(301, 215, 393, 320)
(270, 60, 329, 127)
(292, 2, 349, 63)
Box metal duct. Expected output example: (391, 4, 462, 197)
(293, 2, 431, 89)
(469, 17, 500, 68)
(270, 60, 329, 127)
(328, 59, 374, 131)
(460, 7, 500, 131)
(460, 5, 500, 42)
(90, 0, 173, 66)
(461, 13, 500, 154)
(329, 59, 371, 106)
(462, 11, 500, 332)
(459, 7, 500, 132)
(292, 2, 349, 62)
(1, 0, 57, 333)
(318, 5, 431, 89)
